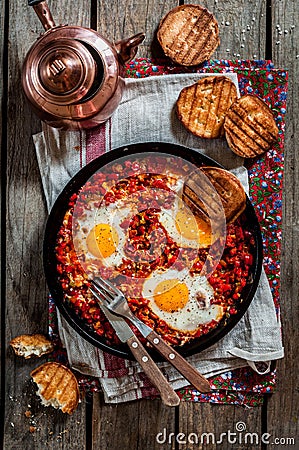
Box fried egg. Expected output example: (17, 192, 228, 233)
(167, 177, 184, 194)
(142, 269, 223, 332)
(73, 202, 131, 269)
(158, 199, 212, 249)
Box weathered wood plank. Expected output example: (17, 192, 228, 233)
(195, 0, 267, 60)
(267, 230, 299, 447)
(0, 0, 4, 146)
(0, 0, 5, 441)
(47, 0, 91, 30)
(6, 372, 86, 449)
(97, 0, 179, 58)
(267, 1, 299, 445)
(3, 0, 91, 448)
(92, 394, 176, 450)
(97, 0, 266, 60)
(178, 403, 262, 449)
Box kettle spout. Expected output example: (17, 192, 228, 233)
(115, 33, 145, 65)
(29, 0, 56, 31)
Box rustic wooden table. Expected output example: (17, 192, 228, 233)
(1, 1, 298, 449)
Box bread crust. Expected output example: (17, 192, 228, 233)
(157, 4, 220, 66)
(10, 333, 54, 359)
(182, 167, 246, 225)
(224, 94, 279, 157)
(31, 362, 80, 414)
(176, 76, 238, 138)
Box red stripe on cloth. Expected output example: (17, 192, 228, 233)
(86, 122, 107, 164)
(102, 351, 129, 377)
(138, 371, 159, 391)
(140, 387, 159, 399)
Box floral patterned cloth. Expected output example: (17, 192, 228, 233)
(49, 59, 288, 406)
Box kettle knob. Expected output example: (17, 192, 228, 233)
(23, 38, 97, 111)
(115, 33, 145, 65)
(38, 41, 96, 99)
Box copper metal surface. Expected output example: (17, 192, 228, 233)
(33, 1, 56, 31)
(22, 1, 145, 130)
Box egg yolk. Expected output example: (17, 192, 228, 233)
(175, 209, 212, 246)
(154, 279, 189, 312)
(175, 208, 199, 240)
(195, 217, 212, 247)
(86, 224, 119, 258)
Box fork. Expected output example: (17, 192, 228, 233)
(91, 277, 211, 393)
(90, 290, 180, 406)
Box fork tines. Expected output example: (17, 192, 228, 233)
(91, 276, 123, 299)
(91, 278, 113, 299)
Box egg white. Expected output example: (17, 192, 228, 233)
(142, 269, 223, 332)
(167, 177, 184, 194)
(73, 201, 131, 269)
(158, 197, 208, 249)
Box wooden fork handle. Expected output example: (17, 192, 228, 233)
(146, 330, 211, 393)
(127, 335, 180, 407)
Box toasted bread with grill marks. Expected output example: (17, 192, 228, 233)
(31, 362, 79, 414)
(176, 76, 238, 138)
(10, 334, 54, 359)
(157, 4, 220, 66)
(182, 167, 246, 225)
(224, 94, 279, 158)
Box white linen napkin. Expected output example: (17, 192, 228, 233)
(34, 72, 284, 403)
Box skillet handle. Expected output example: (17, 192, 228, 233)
(28, 0, 56, 31)
(127, 335, 180, 407)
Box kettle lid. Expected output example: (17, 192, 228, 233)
(33, 38, 96, 104)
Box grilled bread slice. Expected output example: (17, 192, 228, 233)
(182, 167, 246, 225)
(10, 334, 54, 359)
(31, 362, 79, 414)
(177, 76, 238, 138)
(157, 4, 220, 66)
(224, 94, 279, 157)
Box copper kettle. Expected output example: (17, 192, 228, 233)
(22, 0, 145, 130)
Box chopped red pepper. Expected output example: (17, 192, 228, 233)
(54, 163, 255, 348)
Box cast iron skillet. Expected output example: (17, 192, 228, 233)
(44, 142, 263, 360)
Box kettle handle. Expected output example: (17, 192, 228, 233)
(28, 0, 56, 31)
